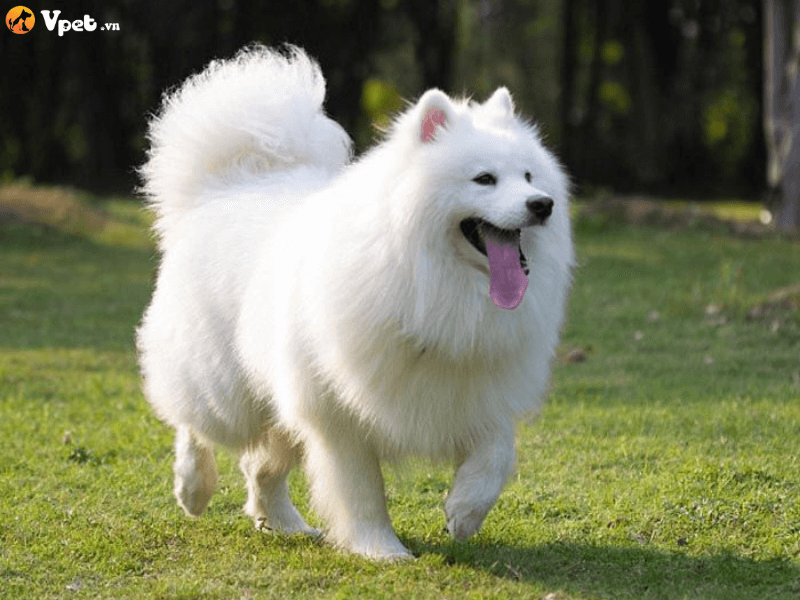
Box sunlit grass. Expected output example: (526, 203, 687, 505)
(1, 188, 798, 599)
(699, 200, 765, 223)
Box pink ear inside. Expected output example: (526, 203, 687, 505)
(421, 109, 447, 142)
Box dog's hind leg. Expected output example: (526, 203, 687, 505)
(173, 425, 218, 516)
(240, 427, 319, 536)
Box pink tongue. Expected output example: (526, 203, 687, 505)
(485, 237, 528, 310)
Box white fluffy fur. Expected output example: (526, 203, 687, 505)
(137, 45, 574, 560)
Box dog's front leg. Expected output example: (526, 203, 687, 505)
(302, 420, 412, 560)
(445, 425, 516, 540)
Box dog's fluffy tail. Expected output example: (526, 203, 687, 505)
(139, 44, 351, 242)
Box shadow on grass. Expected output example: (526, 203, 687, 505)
(413, 539, 799, 599)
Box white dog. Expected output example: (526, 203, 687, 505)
(137, 45, 573, 560)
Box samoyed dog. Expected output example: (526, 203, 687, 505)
(137, 45, 573, 560)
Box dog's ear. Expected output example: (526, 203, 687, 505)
(417, 89, 453, 143)
(484, 87, 515, 115)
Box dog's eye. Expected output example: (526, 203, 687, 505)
(525, 171, 532, 183)
(472, 173, 497, 186)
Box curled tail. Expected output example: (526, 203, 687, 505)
(139, 44, 352, 243)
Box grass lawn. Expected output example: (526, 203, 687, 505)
(1, 185, 798, 599)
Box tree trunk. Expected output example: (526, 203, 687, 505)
(764, 0, 800, 231)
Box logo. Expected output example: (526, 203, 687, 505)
(6, 5, 34, 33)
(5, 8, 121, 37)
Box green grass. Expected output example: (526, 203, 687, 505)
(1, 188, 799, 599)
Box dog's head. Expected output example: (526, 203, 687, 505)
(397, 88, 571, 311)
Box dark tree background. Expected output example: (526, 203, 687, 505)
(0, 0, 790, 220)
(559, 0, 765, 196)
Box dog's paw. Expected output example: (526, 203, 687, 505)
(174, 472, 215, 517)
(334, 528, 413, 561)
(255, 517, 322, 537)
(445, 496, 492, 541)
(247, 498, 321, 537)
(348, 538, 413, 561)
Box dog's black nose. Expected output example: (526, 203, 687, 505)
(526, 196, 554, 223)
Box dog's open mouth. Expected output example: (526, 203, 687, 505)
(459, 217, 529, 310)
(459, 218, 529, 275)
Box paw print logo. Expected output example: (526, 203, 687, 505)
(7, 6, 35, 34)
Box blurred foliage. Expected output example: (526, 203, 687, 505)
(598, 81, 631, 115)
(0, 0, 767, 198)
(361, 79, 404, 129)
(703, 90, 758, 177)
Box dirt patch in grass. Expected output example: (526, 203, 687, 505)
(579, 196, 793, 239)
(0, 184, 108, 234)
(746, 282, 800, 326)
